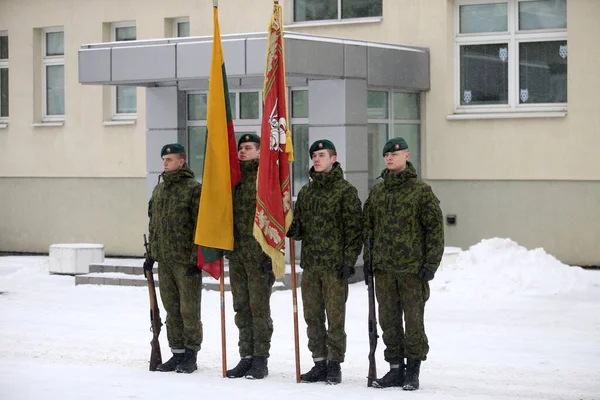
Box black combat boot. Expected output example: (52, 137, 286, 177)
(372, 360, 405, 388)
(245, 356, 268, 379)
(300, 360, 328, 383)
(227, 357, 253, 378)
(156, 350, 185, 372)
(175, 348, 198, 374)
(402, 359, 421, 390)
(326, 361, 342, 385)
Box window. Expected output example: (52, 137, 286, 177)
(186, 90, 257, 182)
(290, 89, 309, 197)
(0, 32, 8, 120)
(294, 0, 382, 22)
(112, 22, 137, 117)
(174, 18, 190, 38)
(42, 28, 65, 121)
(455, 0, 567, 112)
(367, 91, 421, 188)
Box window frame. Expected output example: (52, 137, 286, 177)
(0, 31, 8, 122)
(173, 17, 190, 38)
(42, 27, 65, 122)
(289, 87, 309, 199)
(111, 21, 137, 120)
(185, 89, 265, 182)
(454, 0, 568, 114)
(367, 89, 422, 187)
(292, 0, 383, 24)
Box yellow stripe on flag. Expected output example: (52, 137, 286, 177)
(194, 6, 234, 251)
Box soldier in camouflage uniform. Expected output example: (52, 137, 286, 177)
(143, 143, 203, 374)
(286, 139, 363, 385)
(226, 134, 275, 380)
(363, 137, 444, 391)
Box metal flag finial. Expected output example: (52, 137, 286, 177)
(213, 0, 218, 7)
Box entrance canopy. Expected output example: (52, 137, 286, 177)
(78, 32, 430, 91)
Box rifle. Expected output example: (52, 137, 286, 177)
(366, 237, 378, 387)
(143, 234, 163, 371)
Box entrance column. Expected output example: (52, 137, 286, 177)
(145, 86, 186, 199)
(308, 78, 369, 201)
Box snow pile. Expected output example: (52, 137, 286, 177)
(434, 238, 599, 297)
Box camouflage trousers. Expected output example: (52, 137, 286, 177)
(158, 261, 203, 352)
(229, 257, 275, 358)
(301, 268, 349, 363)
(375, 270, 430, 361)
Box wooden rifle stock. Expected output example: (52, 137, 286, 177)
(143, 234, 163, 371)
(366, 238, 378, 387)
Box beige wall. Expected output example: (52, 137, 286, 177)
(284, 0, 600, 181)
(1, 0, 598, 258)
(0, 0, 280, 179)
(2, 0, 596, 180)
(430, 179, 600, 266)
(0, 178, 146, 256)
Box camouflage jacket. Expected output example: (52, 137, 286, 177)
(230, 159, 266, 263)
(293, 162, 363, 271)
(148, 163, 201, 265)
(363, 162, 444, 274)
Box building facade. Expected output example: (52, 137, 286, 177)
(1, 0, 598, 265)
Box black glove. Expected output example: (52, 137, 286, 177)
(260, 257, 273, 274)
(286, 221, 298, 238)
(143, 257, 155, 271)
(418, 267, 435, 282)
(338, 266, 356, 280)
(186, 264, 202, 277)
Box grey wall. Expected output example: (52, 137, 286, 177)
(429, 180, 600, 266)
(0, 177, 146, 256)
(146, 86, 184, 198)
(308, 78, 369, 202)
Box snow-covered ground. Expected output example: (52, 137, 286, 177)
(1, 238, 599, 400)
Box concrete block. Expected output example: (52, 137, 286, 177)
(49, 244, 104, 275)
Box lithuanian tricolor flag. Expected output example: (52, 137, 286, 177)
(194, 4, 240, 280)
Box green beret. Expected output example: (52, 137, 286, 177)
(382, 137, 408, 156)
(237, 133, 261, 148)
(309, 139, 336, 156)
(161, 143, 185, 157)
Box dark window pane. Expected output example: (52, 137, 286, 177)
(46, 31, 64, 56)
(177, 22, 190, 38)
(519, 41, 567, 104)
(342, 0, 382, 19)
(188, 94, 207, 120)
(240, 92, 259, 119)
(188, 126, 207, 182)
(0, 36, 8, 59)
(367, 91, 388, 119)
(393, 124, 420, 177)
(519, 0, 566, 30)
(460, 43, 509, 105)
(291, 90, 308, 118)
(367, 123, 388, 189)
(459, 3, 508, 33)
(116, 26, 136, 41)
(0, 68, 8, 117)
(394, 93, 420, 120)
(292, 124, 310, 196)
(294, 0, 337, 22)
(46, 65, 64, 115)
(116, 86, 136, 114)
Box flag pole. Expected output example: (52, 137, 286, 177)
(220, 257, 227, 377)
(289, 237, 301, 382)
(274, 0, 299, 382)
